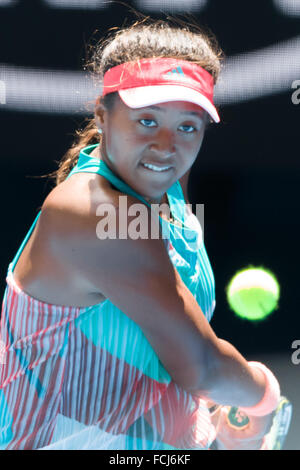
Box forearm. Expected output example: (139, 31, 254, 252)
(192, 338, 266, 408)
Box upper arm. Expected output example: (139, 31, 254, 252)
(45, 193, 220, 392)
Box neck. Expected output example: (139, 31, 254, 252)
(144, 193, 168, 206)
(90, 145, 170, 207)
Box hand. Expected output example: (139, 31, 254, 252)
(210, 405, 275, 450)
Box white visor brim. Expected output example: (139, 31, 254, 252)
(119, 85, 220, 123)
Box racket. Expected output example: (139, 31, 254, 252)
(213, 396, 293, 450)
(259, 396, 293, 450)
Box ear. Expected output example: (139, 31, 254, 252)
(94, 96, 106, 128)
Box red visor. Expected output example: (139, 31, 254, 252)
(102, 57, 220, 123)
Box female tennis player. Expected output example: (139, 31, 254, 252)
(0, 18, 285, 450)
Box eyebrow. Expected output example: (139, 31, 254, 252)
(138, 105, 205, 119)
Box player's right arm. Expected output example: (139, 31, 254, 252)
(43, 193, 266, 408)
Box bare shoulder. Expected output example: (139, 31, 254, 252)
(43, 172, 119, 220)
(40, 174, 220, 392)
(42, 173, 168, 291)
(42, 173, 158, 240)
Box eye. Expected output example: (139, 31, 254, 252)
(138, 119, 198, 133)
(139, 119, 157, 128)
(179, 124, 197, 133)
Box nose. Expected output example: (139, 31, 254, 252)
(149, 128, 176, 157)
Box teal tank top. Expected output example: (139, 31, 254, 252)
(66, 144, 216, 321)
(1, 143, 217, 450)
(9, 143, 216, 321)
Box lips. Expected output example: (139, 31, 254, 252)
(141, 162, 173, 172)
(141, 161, 174, 168)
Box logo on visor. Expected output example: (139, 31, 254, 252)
(162, 66, 186, 80)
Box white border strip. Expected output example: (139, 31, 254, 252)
(0, 35, 300, 114)
(214, 34, 300, 105)
(43, 0, 111, 9)
(0, 0, 18, 6)
(0, 65, 98, 114)
(135, 0, 208, 13)
(273, 0, 300, 17)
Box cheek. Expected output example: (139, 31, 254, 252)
(105, 128, 129, 155)
(182, 133, 205, 160)
(110, 119, 141, 146)
(179, 137, 201, 158)
(105, 130, 143, 168)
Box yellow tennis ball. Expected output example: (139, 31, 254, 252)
(226, 267, 280, 321)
